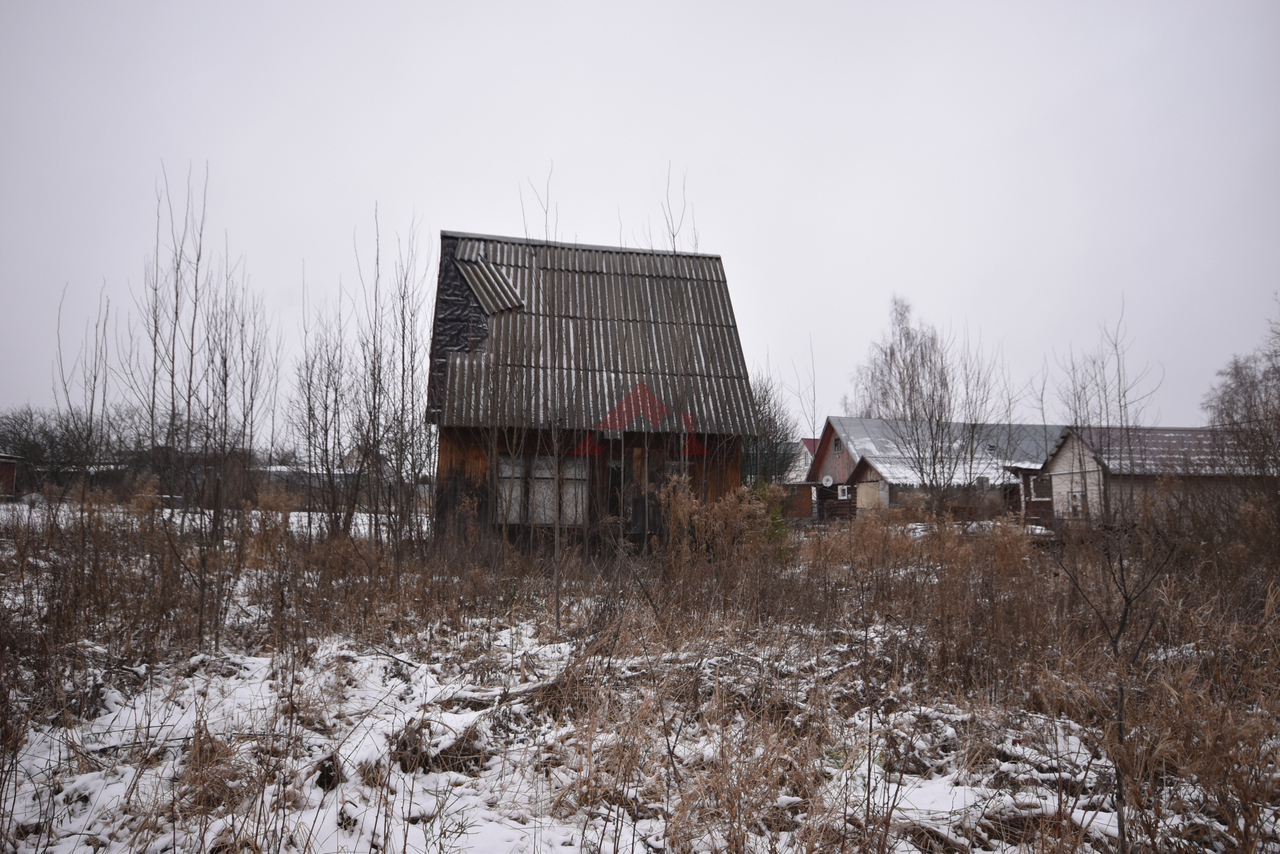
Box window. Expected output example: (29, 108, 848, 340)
(498, 455, 589, 526)
(1068, 491, 1087, 518)
(833, 437, 843, 455)
(562, 457, 588, 525)
(837, 484, 850, 500)
(528, 456, 558, 526)
(497, 455, 525, 525)
(1031, 476, 1052, 500)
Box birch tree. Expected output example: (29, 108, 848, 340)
(847, 298, 1011, 510)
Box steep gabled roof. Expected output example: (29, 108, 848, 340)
(427, 232, 755, 436)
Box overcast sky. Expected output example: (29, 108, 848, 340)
(3, 2, 1278, 432)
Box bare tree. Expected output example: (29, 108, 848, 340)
(788, 335, 821, 447)
(1053, 314, 1160, 523)
(743, 368, 799, 487)
(115, 168, 278, 649)
(1202, 305, 1280, 564)
(293, 286, 361, 538)
(846, 297, 1011, 510)
(54, 286, 113, 505)
(351, 215, 435, 575)
(1203, 306, 1280, 480)
(290, 214, 435, 572)
(1050, 318, 1178, 854)
(384, 229, 435, 563)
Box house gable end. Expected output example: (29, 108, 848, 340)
(427, 236, 491, 421)
(808, 418, 859, 486)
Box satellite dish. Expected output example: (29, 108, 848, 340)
(822, 475, 834, 488)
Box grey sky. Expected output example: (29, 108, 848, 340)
(3, 2, 1278, 431)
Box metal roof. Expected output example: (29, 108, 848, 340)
(854, 453, 1021, 488)
(456, 259, 522, 313)
(428, 232, 755, 436)
(819, 417, 1066, 473)
(1052, 426, 1234, 476)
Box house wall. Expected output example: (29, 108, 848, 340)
(1106, 475, 1162, 517)
(1044, 433, 1245, 522)
(1044, 433, 1106, 520)
(856, 480, 889, 510)
(1108, 473, 1240, 519)
(435, 426, 493, 526)
(815, 485, 856, 520)
(808, 424, 858, 488)
(690, 435, 742, 502)
(435, 427, 742, 538)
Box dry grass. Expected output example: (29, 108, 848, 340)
(0, 486, 1278, 853)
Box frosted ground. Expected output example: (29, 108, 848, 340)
(9, 612, 1163, 854)
(3, 496, 1277, 854)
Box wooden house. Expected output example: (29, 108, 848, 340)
(806, 417, 1064, 519)
(1042, 426, 1233, 522)
(427, 232, 755, 543)
(805, 418, 875, 520)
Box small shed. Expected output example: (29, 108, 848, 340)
(427, 232, 755, 543)
(1004, 465, 1055, 523)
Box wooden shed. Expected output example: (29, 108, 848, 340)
(1042, 426, 1235, 522)
(427, 232, 755, 544)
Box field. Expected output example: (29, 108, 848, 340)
(2, 488, 1278, 854)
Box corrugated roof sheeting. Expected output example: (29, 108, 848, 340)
(435, 233, 754, 436)
(441, 355, 754, 436)
(480, 316, 742, 378)
(829, 417, 1066, 467)
(1069, 426, 1235, 476)
(455, 240, 484, 263)
(456, 234, 726, 280)
(456, 260, 522, 313)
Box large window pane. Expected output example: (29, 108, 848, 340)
(529, 455, 557, 525)
(497, 455, 525, 525)
(562, 480, 586, 525)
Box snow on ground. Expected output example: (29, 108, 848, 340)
(4, 614, 1193, 854)
(9, 625, 586, 854)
